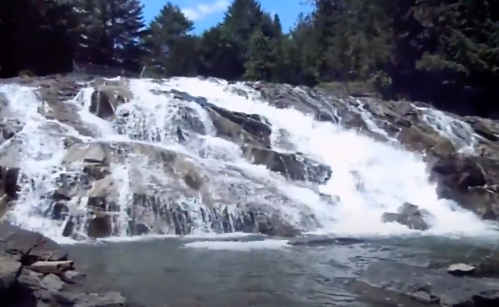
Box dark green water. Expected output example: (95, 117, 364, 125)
(64, 234, 499, 307)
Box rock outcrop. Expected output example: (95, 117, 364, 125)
(248, 82, 499, 224)
(357, 260, 499, 307)
(381, 202, 431, 230)
(1, 74, 499, 240)
(0, 221, 140, 307)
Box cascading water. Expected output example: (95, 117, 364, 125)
(415, 106, 477, 153)
(0, 77, 496, 243)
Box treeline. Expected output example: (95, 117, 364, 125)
(1, 0, 499, 117)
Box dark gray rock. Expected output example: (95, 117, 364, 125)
(0, 255, 21, 301)
(357, 260, 499, 307)
(0, 224, 143, 307)
(0, 119, 23, 143)
(241, 145, 331, 184)
(0, 221, 68, 262)
(381, 202, 430, 230)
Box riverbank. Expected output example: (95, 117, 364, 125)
(0, 222, 143, 307)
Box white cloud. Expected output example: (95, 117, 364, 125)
(182, 0, 230, 21)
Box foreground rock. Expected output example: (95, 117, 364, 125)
(357, 260, 499, 307)
(0, 221, 140, 307)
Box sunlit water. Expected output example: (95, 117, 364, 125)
(0, 77, 497, 241)
(2, 76, 499, 306)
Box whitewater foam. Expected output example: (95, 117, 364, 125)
(0, 77, 497, 243)
(183, 239, 290, 251)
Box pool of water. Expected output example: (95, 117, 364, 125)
(63, 235, 499, 307)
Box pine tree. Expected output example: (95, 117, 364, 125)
(142, 2, 195, 77)
(244, 31, 277, 81)
(219, 0, 268, 79)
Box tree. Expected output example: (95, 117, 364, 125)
(219, 0, 269, 80)
(0, 0, 79, 77)
(244, 30, 278, 81)
(142, 2, 196, 77)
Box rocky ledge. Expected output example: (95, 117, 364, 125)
(0, 74, 498, 239)
(252, 81, 499, 225)
(356, 260, 499, 307)
(0, 221, 139, 307)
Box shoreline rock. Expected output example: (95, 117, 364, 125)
(357, 260, 499, 307)
(0, 221, 141, 307)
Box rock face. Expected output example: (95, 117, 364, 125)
(0, 75, 333, 239)
(357, 260, 499, 307)
(0, 221, 140, 307)
(248, 82, 499, 224)
(1, 74, 499, 240)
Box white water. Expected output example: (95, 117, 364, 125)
(0, 77, 497, 244)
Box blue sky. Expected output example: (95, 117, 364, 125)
(140, 0, 313, 34)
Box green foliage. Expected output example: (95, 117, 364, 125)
(243, 31, 277, 81)
(3, 0, 499, 117)
(142, 3, 195, 77)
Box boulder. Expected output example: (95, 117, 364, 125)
(90, 84, 133, 119)
(357, 260, 499, 307)
(241, 145, 332, 184)
(167, 88, 272, 147)
(207, 108, 271, 147)
(381, 202, 431, 230)
(0, 222, 68, 262)
(251, 82, 340, 124)
(0, 166, 20, 220)
(0, 254, 21, 301)
(209, 105, 272, 147)
(429, 155, 499, 220)
(0, 118, 23, 144)
(397, 125, 456, 158)
(0, 222, 141, 307)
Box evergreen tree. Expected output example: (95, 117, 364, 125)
(3, 0, 499, 118)
(219, 0, 269, 79)
(142, 2, 195, 77)
(197, 25, 239, 80)
(244, 30, 278, 81)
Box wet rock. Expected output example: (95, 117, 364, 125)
(210, 105, 271, 145)
(397, 125, 456, 158)
(166, 88, 271, 146)
(252, 82, 340, 125)
(381, 202, 430, 230)
(241, 145, 332, 184)
(429, 155, 499, 220)
(32, 78, 94, 137)
(90, 84, 133, 119)
(0, 221, 68, 262)
(0, 166, 20, 219)
(447, 263, 476, 276)
(465, 116, 499, 142)
(0, 118, 23, 143)
(55, 140, 308, 238)
(0, 254, 21, 301)
(0, 223, 141, 307)
(206, 107, 271, 147)
(200, 204, 306, 237)
(357, 260, 499, 307)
